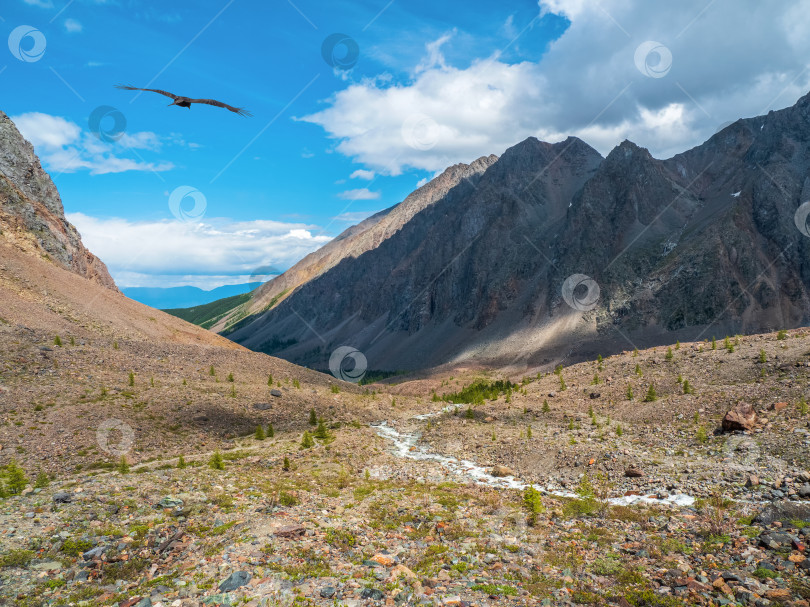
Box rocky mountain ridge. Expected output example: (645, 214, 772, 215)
(0, 111, 117, 290)
(212, 92, 810, 373)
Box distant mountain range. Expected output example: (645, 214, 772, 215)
(123, 283, 258, 310)
(168, 93, 810, 372)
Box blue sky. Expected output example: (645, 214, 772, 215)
(3, 0, 810, 289)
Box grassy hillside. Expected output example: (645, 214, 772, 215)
(163, 291, 252, 329)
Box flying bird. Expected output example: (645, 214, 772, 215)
(115, 85, 252, 117)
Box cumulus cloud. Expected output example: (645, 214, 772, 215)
(12, 112, 173, 175)
(67, 213, 333, 288)
(302, 0, 810, 174)
(349, 169, 375, 180)
(337, 188, 381, 200)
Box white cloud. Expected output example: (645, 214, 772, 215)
(349, 169, 375, 180)
(64, 19, 83, 33)
(11, 112, 173, 175)
(337, 188, 381, 200)
(23, 0, 54, 7)
(67, 213, 333, 288)
(303, 1, 810, 174)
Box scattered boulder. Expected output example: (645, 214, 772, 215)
(360, 588, 385, 600)
(754, 502, 810, 526)
(218, 570, 251, 592)
(270, 389, 283, 398)
(625, 467, 644, 478)
(157, 496, 183, 509)
(253, 403, 272, 410)
(769, 401, 788, 412)
(745, 474, 760, 488)
(52, 491, 71, 504)
(799, 484, 810, 498)
(274, 525, 306, 538)
(490, 465, 514, 477)
(722, 402, 757, 432)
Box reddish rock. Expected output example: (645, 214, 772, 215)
(625, 467, 644, 478)
(770, 401, 788, 412)
(722, 402, 758, 432)
(274, 525, 306, 538)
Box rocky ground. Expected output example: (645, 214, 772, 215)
(1, 328, 809, 606)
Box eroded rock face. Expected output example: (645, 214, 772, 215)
(722, 402, 758, 432)
(0, 111, 117, 290)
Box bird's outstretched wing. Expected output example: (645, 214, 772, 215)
(188, 98, 253, 117)
(115, 84, 179, 101)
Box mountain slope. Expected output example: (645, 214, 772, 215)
(205, 154, 498, 333)
(0, 111, 116, 290)
(0, 110, 366, 477)
(216, 93, 810, 373)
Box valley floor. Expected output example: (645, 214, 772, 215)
(1, 325, 810, 606)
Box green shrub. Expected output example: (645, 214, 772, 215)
(293, 379, 300, 389)
(61, 538, 92, 557)
(267, 423, 275, 438)
(626, 384, 633, 400)
(759, 349, 767, 363)
(128, 371, 135, 386)
(227, 372, 234, 382)
(209, 451, 225, 470)
(542, 399, 550, 413)
(4, 460, 28, 494)
(255, 425, 266, 440)
(282, 456, 291, 471)
(209, 365, 216, 376)
(313, 421, 330, 440)
(117, 456, 129, 474)
(177, 455, 186, 469)
(665, 347, 673, 361)
(523, 486, 544, 525)
(643, 384, 657, 402)
(300, 431, 314, 449)
(777, 329, 787, 340)
(54, 335, 62, 347)
(330, 384, 340, 394)
(309, 409, 317, 425)
(34, 470, 50, 488)
(441, 379, 518, 404)
(0, 549, 34, 568)
(267, 374, 273, 385)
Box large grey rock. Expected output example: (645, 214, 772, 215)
(754, 502, 810, 526)
(218, 571, 251, 592)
